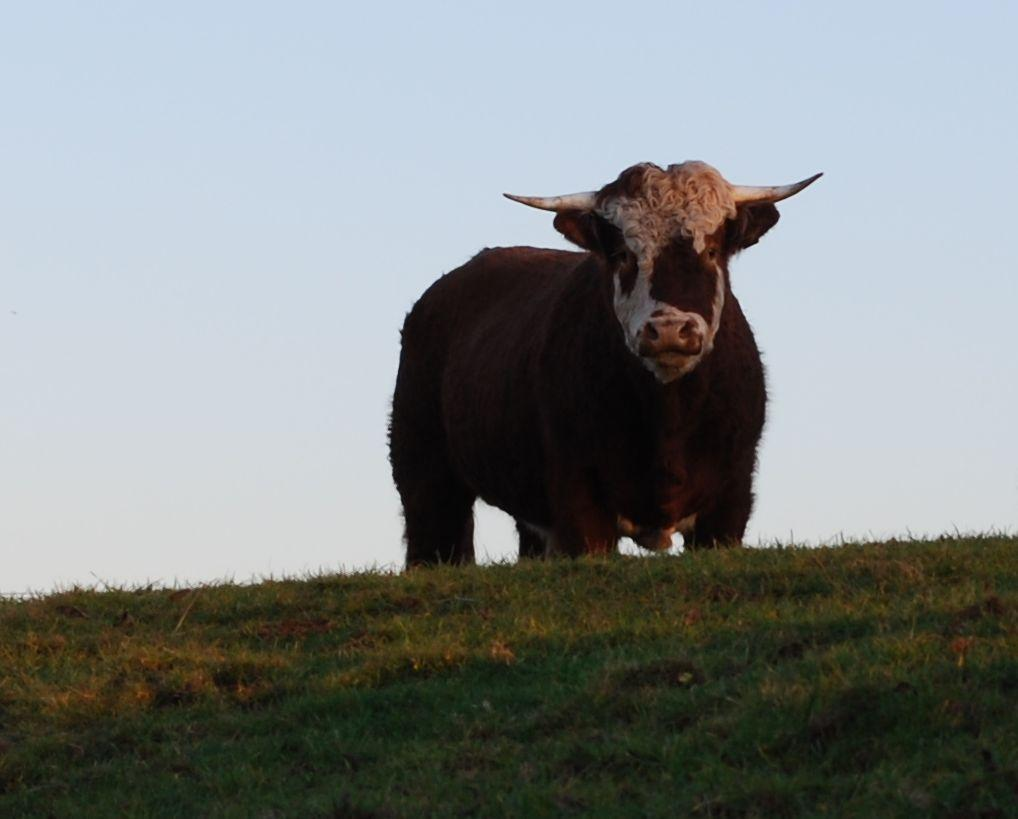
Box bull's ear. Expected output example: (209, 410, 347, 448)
(552, 210, 602, 251)
(553, 211, 625, 257)
(727, 203, 780, 251)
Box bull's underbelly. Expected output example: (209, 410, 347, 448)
(446, 403, 718, 540)
(450, 445, 551, 526)
(441, 389, 550, 525)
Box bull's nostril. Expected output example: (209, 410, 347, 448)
(644, 323, 660, 342)
(677, 321, 695, 339)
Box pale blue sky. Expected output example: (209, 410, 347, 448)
(2, 2, 1016, 592)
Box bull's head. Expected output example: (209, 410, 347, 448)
(505, 162, 821, 383)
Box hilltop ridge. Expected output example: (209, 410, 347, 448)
(2, 535, 1017, 817)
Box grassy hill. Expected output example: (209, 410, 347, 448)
(2, 535, 1017, 818)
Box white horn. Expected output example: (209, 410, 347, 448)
(729, 172, 823, 205)
(503, 191, 598, 212)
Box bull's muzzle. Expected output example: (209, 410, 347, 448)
(638, 313, 704, 359)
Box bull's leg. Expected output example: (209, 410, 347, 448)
(398, 472, 476, 567)
(549, 480, 618, 557)
(516, 520, 549, 559)
(390, 401, 475, 567)
(684, 473, 753, 550)
(555, 517, 617, 557)
(390, 349, 478, 567)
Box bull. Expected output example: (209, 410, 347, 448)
(389, 161, 820, 566)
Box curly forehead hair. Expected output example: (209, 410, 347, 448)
(595, 161, 737, 259)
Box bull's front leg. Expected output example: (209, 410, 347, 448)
(549, 475, 618, 557)
(684, 471, 753, 550)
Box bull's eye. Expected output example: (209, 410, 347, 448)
(707, 248, 718, 259)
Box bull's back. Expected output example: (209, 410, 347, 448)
(393, 247, 584, 520)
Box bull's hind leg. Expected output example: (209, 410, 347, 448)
(394, 462, 476, 567)
(389, 364, 476, 567)
(392, 441, 476, 561)
(516, 519, 548, 559)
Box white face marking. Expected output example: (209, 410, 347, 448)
(611, 260, 662, 359)
(705, 259, 726, 351)
(610, 261, 726, 383)
(596, 162, 735, 383)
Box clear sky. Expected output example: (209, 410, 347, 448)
(2, 2, 1016, 593)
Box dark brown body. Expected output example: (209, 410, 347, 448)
(389, 245, 766, 565)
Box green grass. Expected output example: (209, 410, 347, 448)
(2, 535, 1017, 817)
